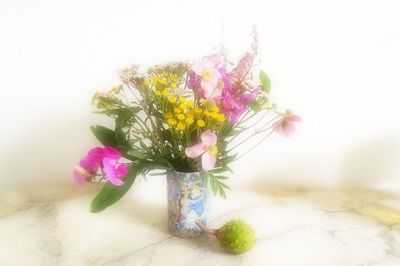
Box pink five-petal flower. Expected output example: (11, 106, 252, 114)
(273, 114, 302, 137)
(185, 130, 218, 171)
(191, 57, 222, 99)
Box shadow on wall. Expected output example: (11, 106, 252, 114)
(0, 113, 110, 186)
(240, 135, 400, 226)
(339, 134, 400, 188)
(243, 133, 400, 189)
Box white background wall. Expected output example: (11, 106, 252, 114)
(1, 0, 400, 189)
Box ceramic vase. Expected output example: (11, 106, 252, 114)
(167, 170, 210, 238)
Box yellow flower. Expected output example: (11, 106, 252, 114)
(187, 110, 195, 117)
(204, 110, 211, 117)
(177, 122, 186, 130)
(200, 99, 208, 105)
(209, 112, 225, 122)
(216, 113, 225, 122)
(168, 96, 177, 103)
(162, 71, 168, 77)
(159, 79, 167, 85)
(161, 89, 169, 97)
(196, 119, 205, 128)
(171, 75, 178, 82)
(177, 114, 185, 120)
(154, 90, 161, 96)
(187, 100, 194, 108)
(178, 97, 186, 103)
(210, 112, 219, 119)
(144, 80, 150, 86)
(171, 82, 177, 88)
(179, 103, 187, 110)
(165, 112, 173, 119)
(167, 118, 177, 126)
(186, 116, 194, 125)
(151, 76, 159, 85)
(210, 106, 220, 113)
(194, 108, 202, 114)
(174, 107, 182, 113)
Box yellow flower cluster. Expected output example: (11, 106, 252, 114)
(165, 98, 225, 131)
(150, 71, 179, 97)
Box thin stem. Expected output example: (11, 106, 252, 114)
(227, 114, 280, 153)
(236, 129, 275, 160)
(195, 220, 217, 236)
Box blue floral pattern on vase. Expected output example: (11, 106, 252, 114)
(167, 171, 210, 238)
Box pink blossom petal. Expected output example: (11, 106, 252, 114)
(201, 81, 216, 98)
(201, 152, 216, 171)
(203, 84, 222, 99)
(192, 59, 205, 76)
(206, 54, 221, 65)
(287, 114, 302, 123)
(274, 114, 301, 137)
(103, 147, 122, 159)
(200, 130, 217, 145)
(231, 52, 253, 79)
(211, 68, 221, 82)
(79, 156, 100, 172)
(185, 143, 206, 158)
(103, 157, 124, 186)
(73, 169, 86, 185)
(280, 124, 296, 137)
(87, 147, 104, 161)
(116, 164, 128, 177)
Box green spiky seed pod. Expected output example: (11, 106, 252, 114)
(216, 219, 256, 254)
(196, 219, 256, 254)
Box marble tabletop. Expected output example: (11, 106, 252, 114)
(1, 177, 400, 266)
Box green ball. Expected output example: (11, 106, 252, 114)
(217, 219, 256, 254)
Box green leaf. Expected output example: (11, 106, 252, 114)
(226, 129, 242, 137)
(203, 174, 209, 188)
(127, 150, 147, 159)
(139, 140, 148, 149)
(115, 109, 132, 129)
(90, 125, 118, 147)
(90, 164, 142, 213)
(115, 129, 130, 148)
(219, 153, 238, 164)
(216, 179, 230, 189)
(141, 159, 171, 170)
(218, 185, 227, 198)
(214, 175, 229, 180)
(259, 70, 271, 93)
(210, 177, 218, 195)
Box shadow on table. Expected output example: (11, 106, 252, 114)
(247, 182, 400, 226)
(115, 192, 228, 255)
(243, 134, 400, 227)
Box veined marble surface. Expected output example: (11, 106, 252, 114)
(1, 178, 400, 266)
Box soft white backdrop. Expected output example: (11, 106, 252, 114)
(1, 0, 399, 189)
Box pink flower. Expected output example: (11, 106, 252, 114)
(73, 146, 128, 186)
(185, 131, 218, 171)
(188, 70, 200, 91)
(218, 89, 246, 124)
(273, 113, 302, 137)
(191, 55, 222, 99)
(230, 52, 253, 81)
(214, 55, 260, 124)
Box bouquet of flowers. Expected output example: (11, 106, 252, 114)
(73, 37, 300, 214)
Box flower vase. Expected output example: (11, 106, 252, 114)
(167, 170, 210, 238)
